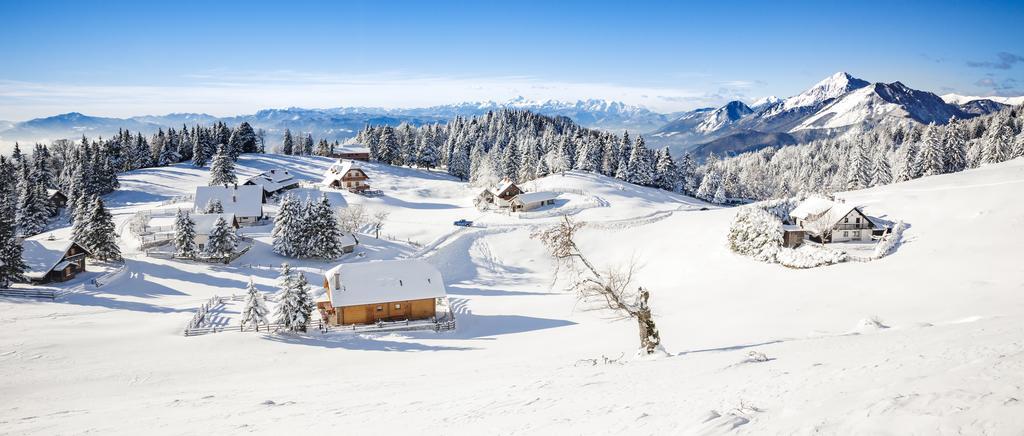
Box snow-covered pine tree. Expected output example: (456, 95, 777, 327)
(302, 134, 314, 156)
(229, 122, 258, 157)
(500, 140, 520, 182)
(944, 118, 968, 173)
(919, 123, 945, 177)
(272, 194, 303, 257)
(240, 278, 269, 330)
(549, 141, 571, 175)
(601, 139, 619, 177)
(846, 140, 871, 189)
(203, 216, 236, 261)
(695, 166, 720, 202)
(982, 116, 1014, 164)
(306, 194, 344, 259)
(653, 147, 678, 191)
(677, 152, 698, 195)
(82, 197, 122, 261)
(204, 199, 224, 214)
(173, 209, 198, 258)
(15, 166, 48, 237)
(0, 211, 26, 287)
(275, 266, 314, 332)
(315, 139, 331, 157)
(870, 142, 892, 186)
(208, 144, 236, 186)
(71, 194, 93, 243)
(282, 129, 294, 155)
(415, 134, 439, 169)
(447, 142, 471, 181)
(377, 126, 399, 165)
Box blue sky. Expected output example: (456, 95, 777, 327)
(1, 0, 1022, 120)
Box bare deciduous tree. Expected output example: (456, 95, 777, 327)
(337, 204, 368, 234)
(370, 209, 390, 239)
(532, 215, 663, 355)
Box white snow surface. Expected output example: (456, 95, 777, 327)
(781, 71, 867, 111)
(941, 93, 1024, 106)
(2, 154, 1024, 434)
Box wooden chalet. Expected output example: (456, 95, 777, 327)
(22, 233, 89, 283)
(330, 145, 371, 162)
(475, 181, 522, 208)
(317, 259, 446, 326)
(46, 189, 68, 216)
(321, 160, 370, 192)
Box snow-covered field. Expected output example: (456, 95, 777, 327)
(2, 154, 1024, 434)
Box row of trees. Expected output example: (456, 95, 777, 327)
(696, 105, 1024, 203)
(272, 194, 349, 259)
(239, 264, 315, 332)
(355, 110, 699, 195)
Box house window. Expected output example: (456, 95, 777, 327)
(855, 217, 861, 224)
(376, 305, 383, 312)
(844, 217, 849, 223)
(394, 304, 402, 310)
(843, 231, 849, 237)
(853, 230, 861, 237)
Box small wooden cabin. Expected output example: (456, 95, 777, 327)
(322, 160, 370, 192)
(330, 145, 371, 162)
(22, 234, 89, 284)
(510, 191, 558, 212)
(319, 259, 447, 326)
(46, 189, 68, 217)
(781, 225, 806, 248)
(476, 181, 522, 208)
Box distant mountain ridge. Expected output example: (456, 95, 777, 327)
(649, 72, 1018, 159)
(0, 97, 672, 150)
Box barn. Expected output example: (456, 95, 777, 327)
(510, 191, 559, 212)
(318, 259, 447, 326)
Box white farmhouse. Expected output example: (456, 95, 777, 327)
(321, 160, 370, 192)
(194, 185, 264, 225)
(790, 198, 875, 243)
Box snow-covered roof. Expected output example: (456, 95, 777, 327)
(336, 144, 370, 154)
(491, 181, 518, 197)
(324, 259, 446, 308)
(46, 188, 65, 199)
(512, 191, 559, 205)
(21, 233, 83, 279)
(321, 160, 368, 185)
(194, 185, 263, 218)
(245, 169, 298, 193)
(190, 213, 237, 235)
(790, 197, 835, 221)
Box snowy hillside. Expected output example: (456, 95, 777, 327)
(941, 93, 1024, 106)
(792, 81, 963, 131)
(2, 153, 1024, 434)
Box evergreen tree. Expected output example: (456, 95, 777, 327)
(282, 129, 294, 155)
(208, 144, 236, 186)
(72, 194, 94, 243)
(306, 194, 345, 259)
(0, 212, 26, 287)
(240, 278, 269, 329)
(377, 126, 399, 164)
(82, 197, 121, 261)
(653, 148, 678, 191)
(944, 118, 968, 173)
(203, 216, 236, 260)
(15, 166, 48, 236)
(272, 194, 303, 257)
(677, 152, 698, 195)
(203, 198, 224, 214)
(275, 266, 313, 332)
(500, 140, 520, 182)
(846, 140, 871, 189)
(870, 143, 892, 186)
(173, 210, 198, 258)
(919, 123, 945, 177)
(302, 134, 314, 156)
(415, 134, 439, 169)
(229, 122, 258, 157)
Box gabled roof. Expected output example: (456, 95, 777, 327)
(190, 213, 237, 235)
(324, 259, 446, 308)
(336, 144, 370, 154)
(245, 169, 299, 193)
(46, 189, 66, 200)
(790, 197, 835, 221)
(321, 160, 368, 185)
(194, 185, 264, 218)
(512, 191, 559, 205)
(22, 233, 86, 279)
(492, 181, 518, 197)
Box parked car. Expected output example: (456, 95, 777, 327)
(453, 219, 473, 227)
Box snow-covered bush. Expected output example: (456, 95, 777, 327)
(776, 244, 847, 268)
(727, 207, 783, 262)
(872, 220, 906, 259)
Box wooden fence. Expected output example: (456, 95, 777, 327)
(0, 288, 65, 300)
(184, 316, 456, 337)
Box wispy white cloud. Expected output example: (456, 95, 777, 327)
(0, 71, 757, 120)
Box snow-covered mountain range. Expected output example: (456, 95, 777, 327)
(650, 72, 1016, 158)
(0, 98, 671, 150)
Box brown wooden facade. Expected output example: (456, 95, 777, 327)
(318, 298, 437, 326)
(36, 244, 88, 284)
(331, 151, 370, 161)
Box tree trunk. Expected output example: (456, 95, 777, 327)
(636, 288, 661, 354)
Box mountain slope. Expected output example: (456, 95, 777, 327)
(793, 81, 965, 131)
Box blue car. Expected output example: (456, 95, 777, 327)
(453, 219, 473, 227)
